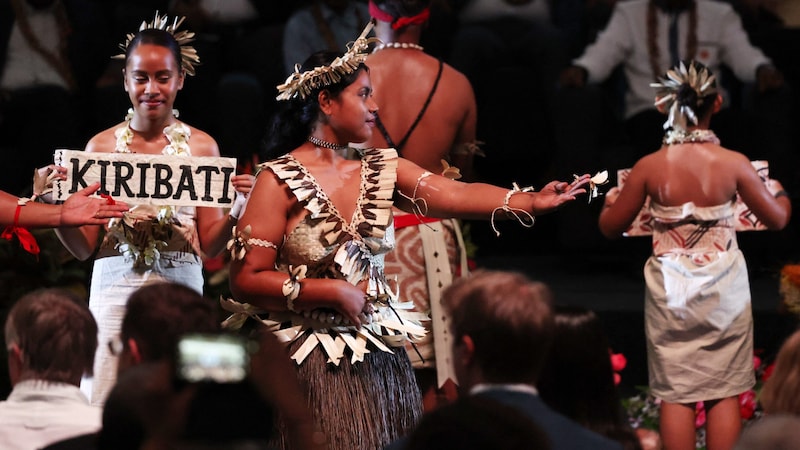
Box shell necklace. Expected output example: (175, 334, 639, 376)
(114, 108, 191, 155)
(372, 42, 424, 53)
(663, 129, 720, 145)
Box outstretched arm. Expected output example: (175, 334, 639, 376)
(394, 158, 589, 221)
(0, 183, 128, 229)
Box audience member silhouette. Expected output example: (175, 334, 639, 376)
(364, 0, 479, 410)
(403, 395, 552, 450)
(98, 331, 320, 450)
(537, 305, 643, 450)
(0, 288, 100, 449)
(113, 281, 221, 374)
(758, 328, 800, 415)
(733, 414, 800, 450)
(440, 269, 623, 450)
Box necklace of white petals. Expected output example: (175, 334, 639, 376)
(372, 42, 424, 53)
(663, 129, 720, 145)
(114, 108, 191, 155)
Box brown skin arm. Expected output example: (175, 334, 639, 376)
(734, 154, 791, 230)
(228, 171, 368, 326)
(393, 158, 589, 220)
(185, 128, 256, 257)
(598, 158, 651, 238)
(0, 183, 128, 228)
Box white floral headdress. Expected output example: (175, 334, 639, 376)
(113, 11, 200, 76)
(651, 61, 717, 132)
(276, 20, 381, 101)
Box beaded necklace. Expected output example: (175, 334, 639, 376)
(307, 135, 348, 151)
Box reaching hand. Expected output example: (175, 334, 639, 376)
(60, 183, 129, 227)
(229, 174, 256, 220)
(336, 281, 369, 327)
(231, 174, 255, 195)
(533, 174, 590, 213)
(33, 165, 66, 203)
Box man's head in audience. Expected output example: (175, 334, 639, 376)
(5, 288, 97, 386)
(442, 270, 555, 391)
(115, 282, 220, 375)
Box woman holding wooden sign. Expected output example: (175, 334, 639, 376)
(51, 13, 253, 406)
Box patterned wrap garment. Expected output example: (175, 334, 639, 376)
(644, 201, 754, 403)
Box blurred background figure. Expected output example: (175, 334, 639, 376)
(168, 0, 293, 172)
(441, 269, 624, 450)
(402, 395, 552, 450)
(733, 414, 800, 450)
(365, 0, 479, 411)
(758, 328, 800, 416)
(96, 331, 319, 450)
(0, 288, 100, 449)
(553, 0, 797, 253)
(0, 0, 84, 196)
(282, 0, 370, 76)
(113, 282, 221, 375)
(537, 305, 644, 450)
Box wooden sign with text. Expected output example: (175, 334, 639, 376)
(53, 150, 238, 207)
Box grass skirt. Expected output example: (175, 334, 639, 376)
(270, 330, 423, 450)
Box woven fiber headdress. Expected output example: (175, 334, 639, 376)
(651, 61, 717, 132)
(113, 12, 200, 76)
(276, 20, 380, 101)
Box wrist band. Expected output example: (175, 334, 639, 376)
(1, 202, 40, 256)
(282, 264, 308, 312)
(490, 182, 536, 237)
(229, 192, 248, 220)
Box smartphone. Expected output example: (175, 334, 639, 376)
(176, 333, 253, 384)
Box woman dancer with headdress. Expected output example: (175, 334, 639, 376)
(52, 13, 253, 406)
(599, 60, 791, 450)
(364, 0, 480, 409)
(224, 22, 590, 450)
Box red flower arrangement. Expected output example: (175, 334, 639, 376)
(610, 350, 627, 386)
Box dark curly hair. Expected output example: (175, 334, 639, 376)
(262, 51, 369, 159)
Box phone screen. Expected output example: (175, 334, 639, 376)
(176, 334, 250, 384)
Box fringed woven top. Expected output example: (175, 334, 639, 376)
(222, 148, 427, 366)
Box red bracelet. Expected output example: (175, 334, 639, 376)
(1, 204, 40, 256)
